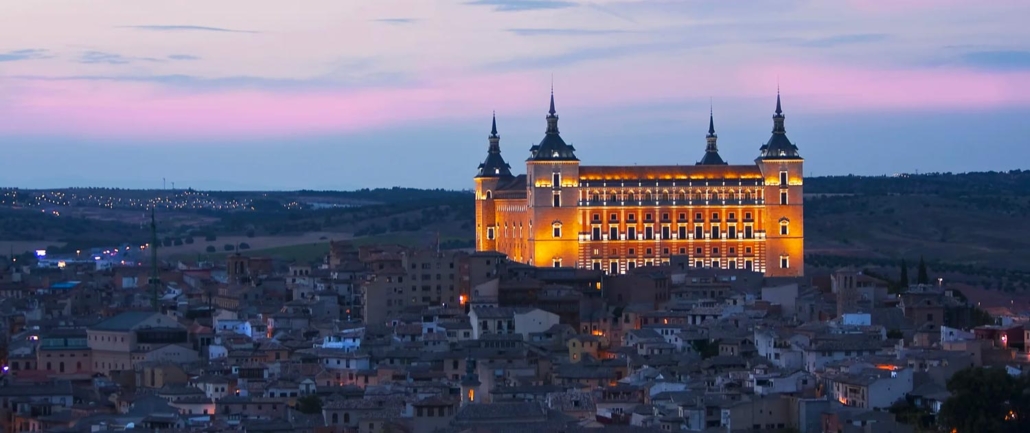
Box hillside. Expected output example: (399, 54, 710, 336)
(3, 172, 1030, 281)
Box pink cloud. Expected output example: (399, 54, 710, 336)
(2, 62, 1029, 140)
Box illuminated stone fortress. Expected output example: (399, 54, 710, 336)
(474, 91, 803, 277)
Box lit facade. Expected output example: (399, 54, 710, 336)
(474, 92, 804, 277)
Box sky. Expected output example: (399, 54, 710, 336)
(1, 0, 1029, 190)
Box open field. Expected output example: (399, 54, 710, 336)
(158, 232, 348, 258)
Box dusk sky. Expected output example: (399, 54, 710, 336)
(1, 0, 1029, 190)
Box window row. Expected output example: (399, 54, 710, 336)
(591, 211, 754, 223)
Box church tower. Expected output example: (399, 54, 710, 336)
(460, 357, 481, 407)
(474, 113, 513, 252)
(526, 89, 580, 268)
(756, 92, 804, 277)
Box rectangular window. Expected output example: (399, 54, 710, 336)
(553, 260, 561, 268)
(609, 261, 618, 275)
(592, 227, 601, 241)
(678, 212, 686, 221)
(627, 261, 636, 270)
(694, 260, 703, 268)
(661, 226, 671, 240)
(610, 213, 618, 222)
(695, 212, 703, 221)
(711, 212, 719, 221)
(645, 213, 653, 222)
(745, 260, 753, 271)
(552, 172, 561, 187)
(553, 226, 561, 238)
(487, 227, 494, 240)
(662, 213, 670, 221)
(694, 225, 703, 240)
(628, 213, 636, 222)
(592, 262, 601, 271)
(646, 248, 652, 255)
(712, 259, 720, 269)
(728, 212, 736, 221)
(780, 224, 789, 235)
(745, 247, 752, 254)
(695, 247, 702, 254)
(712, 247, 719, 255)
(780, 191, 788, 205)
(553, 193, 561, 207)
(729, 261, 737, 269)
(592, 213, 600, 222)
(628, 248, 635, 255)
(780, 256, 789, 269)
(711, 226, 720, 240)
(645, 226, 654, 240)
(628, 227, 637, 240)
(678, 226, 687, 240)
(779, 170, 788, 185)
(610, 227, 618, 240)
(728, 226, 737, 239)
(744, 226, 753, 239)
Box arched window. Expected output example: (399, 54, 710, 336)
(710, 190, 720, 201)
(645, 191, 653, 201)
(693, 191, 702, 201)
(344, 413, 351, 423)
(485, 190, 492, 200)
(332, 413, 339, 424)
(728, 191, 736, 201)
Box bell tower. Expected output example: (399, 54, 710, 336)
(756, 91, 804, 277)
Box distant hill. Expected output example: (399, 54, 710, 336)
(3, 172, 1030, 281)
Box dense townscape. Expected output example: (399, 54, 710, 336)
(0, 235, 1025, 433)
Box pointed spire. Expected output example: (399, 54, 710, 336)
(775, 87, 783, 117)
(490, 111, 498, 137)
(548, 88, 556, 116)
(707, 103, 715, 136)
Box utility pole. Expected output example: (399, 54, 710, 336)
(150, 207, 160, 311)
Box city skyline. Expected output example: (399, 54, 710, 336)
(1, 0, 1029, 190)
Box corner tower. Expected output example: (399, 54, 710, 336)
(526, 90, 580, 268)
(756, 92, 804, 277)
(697, 108, 727, 165)
(475, 113, 513, 252)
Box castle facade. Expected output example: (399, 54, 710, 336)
(474, 93, 803, 277)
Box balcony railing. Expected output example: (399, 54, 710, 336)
(578, 199, 764, 207)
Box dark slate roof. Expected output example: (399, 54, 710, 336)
(528, 92, 578, 162)
(697, 151, 726, 165)
(89, 311, 159, 331)
(758, 93, 801, 160)
(476, 114, 514, 179)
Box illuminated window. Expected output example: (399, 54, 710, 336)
(468, 388, 475, 402)
(779, 170, 788, 185)
(780, 191, 788, 205)
(487, 228, 494, 240)
(780, 256, 789, 269)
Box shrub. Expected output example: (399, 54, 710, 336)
(239, 242, 251, 250)
(205, 246, 216, 253)
(223, 244, 235, 251)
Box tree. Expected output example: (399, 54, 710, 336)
(204, 234, 217, 242)
(917, 256, 929, 285)
(223, 244, 235, 251)
(184, 237, 194, 245)
(238, 242, 251, 250)
(940, 366, 1030, 433)
(899, 259, 909, 287)
(295, 395, 323, 414)
(205, 246, 216, 253)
